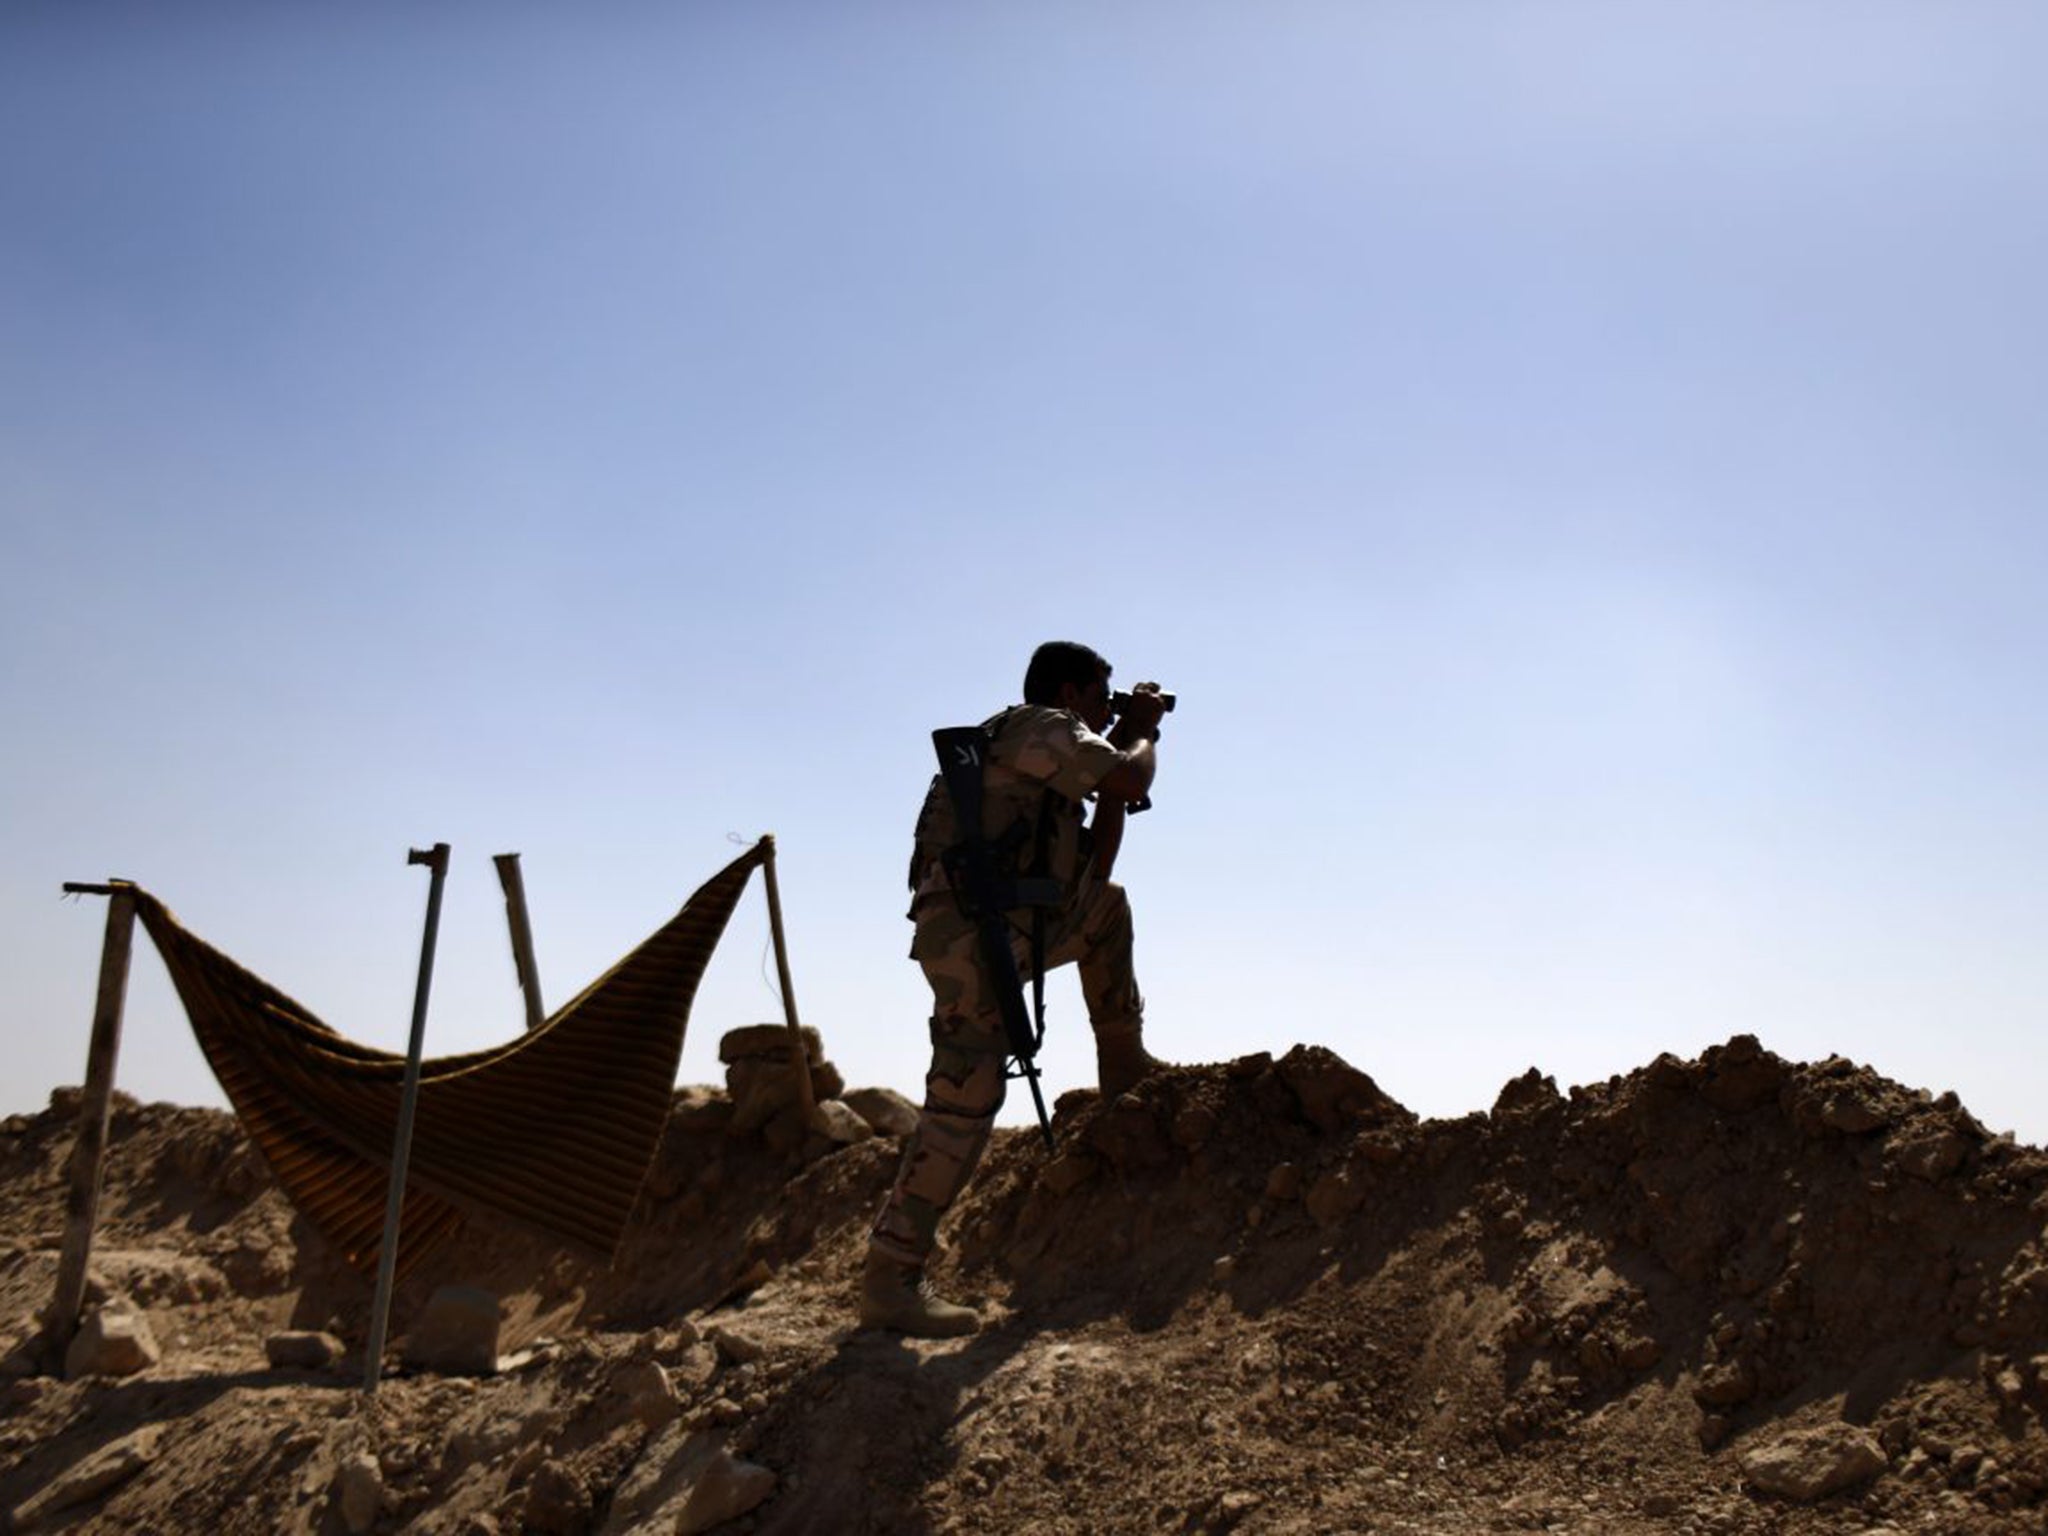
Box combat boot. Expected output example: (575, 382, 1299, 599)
(858, 1250, 980, 1338)
(1096, 1024, 1165, 1098)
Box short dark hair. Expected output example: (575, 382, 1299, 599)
(1023, 641, 1110, 705)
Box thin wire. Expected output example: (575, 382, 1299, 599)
(728, 831, 784, 1005)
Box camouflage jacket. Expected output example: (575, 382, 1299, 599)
(908, 704, 1124, 920)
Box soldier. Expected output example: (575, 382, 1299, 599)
(861, 640, 1169, 1336)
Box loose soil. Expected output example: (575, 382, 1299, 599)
(4, 1035, 2047, 1534)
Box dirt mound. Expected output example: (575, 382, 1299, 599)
(4, 1036, 2047, 1533)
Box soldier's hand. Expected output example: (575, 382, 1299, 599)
(1116, 683, 1167, 740)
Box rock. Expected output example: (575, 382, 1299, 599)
(1820, 1090, 1889, 1134)
(808, 1099, 874, 1148)
(1264, 1163, 1304, 1202)
(1274, 1044, 1400, 1135)
(1211, 1489, 1264, 1528)
(266, 1330, 343, 1371)
(841, 1086, 919, 1139)
(671, 1341, 720, 1392)
(697, 1395, 744, 1428)
(1740, 1423, 1888, 1502)
(1788, 1072, 1893, 1137)
(1304, 1167, 1367, 1228)
(1694, 1356, 1758, 1407)
(1890, 1123, 1968, 1180)
(1617, 1333, 1663, 1371)
(1041, 1149, 1099, 1194)
(616, 1357, 681, 1428)
(216, 1238, 293, 1295)
(444, 1406, 543, 1476)
(9, 1427, 157, 1529)
(523, 1460, 591, 1534)
(715, 1259, 773, 1307)
(719, 1023, 824, 1065)
(89, 1249, 227, 1307)
(677, 1448, 775, 1533)
(726, 1061, 792, 1135)
(335, 1452, 384, 1534)
(604, 1426, 776, 1535)
(404, 1285, 500, 1376)
(1700, 1035, 1785, 1112)
(707, 1325, 765, 1366)
(64, 1301, 161, 1379)
(671, 1088, 736, 1134)
(506, 1435, 551, 1483)
(1490, 1068, 1561, 1121)
(1646, 1052, 1695, 1089)
(722, 1025, 848, 1138)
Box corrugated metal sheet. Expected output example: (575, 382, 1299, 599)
(131, 842, 767, 1279)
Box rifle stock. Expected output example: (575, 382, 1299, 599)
(932, 727, 1057, 1150)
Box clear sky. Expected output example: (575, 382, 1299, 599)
(4, 5, 2044, 1144)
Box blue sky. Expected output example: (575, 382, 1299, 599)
(5, 5, 2045, 1143)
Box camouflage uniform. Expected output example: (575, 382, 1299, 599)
(869, 706, 1142, 1267)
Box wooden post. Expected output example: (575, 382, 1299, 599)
(363, 843, 450, 1394)
(492, 853, 545, 1031)
(47, 882, 138, 1356)
(757, 836, 819, 1126)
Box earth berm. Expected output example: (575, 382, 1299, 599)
(3, 1033, 2046, 1533)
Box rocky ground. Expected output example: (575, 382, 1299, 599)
(4, 1033, 2048, 1534)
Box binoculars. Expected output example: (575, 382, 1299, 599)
(1109, 689, 1176, 716)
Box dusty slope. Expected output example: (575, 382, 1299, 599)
(3, 1035, 2047, 1534)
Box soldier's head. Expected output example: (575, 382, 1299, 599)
(1024, 641, 1112, 730)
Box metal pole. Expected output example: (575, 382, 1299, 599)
(757, 836, 818, 1125)
(47, 882, 137, 1357)
(363, 843, 450, 1394)
(492, 853, 545, 1031)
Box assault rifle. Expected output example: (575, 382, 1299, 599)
(931, 726, 1061, 1150)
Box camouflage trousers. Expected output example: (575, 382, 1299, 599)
(868, 878, 1142, 1268)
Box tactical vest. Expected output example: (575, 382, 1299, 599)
(907, 707, 1089, 914)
